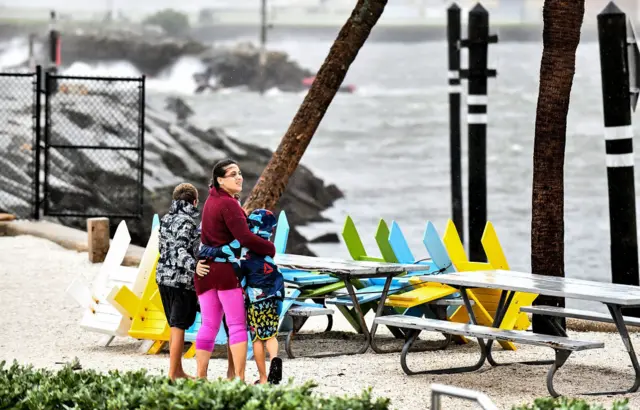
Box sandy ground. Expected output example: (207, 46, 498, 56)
(1, 235, 640, 409)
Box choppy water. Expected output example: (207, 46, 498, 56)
(2, 37, 633, 311)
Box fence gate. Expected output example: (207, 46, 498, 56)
(43, 73, 145, 218)
(0, 68, 41, 219)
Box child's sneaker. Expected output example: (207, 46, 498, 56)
(267, 357, 282, 384)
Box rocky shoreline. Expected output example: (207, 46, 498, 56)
(0, 88, 343, 255)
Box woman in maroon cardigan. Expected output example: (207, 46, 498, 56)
(194, 159, 275, 380)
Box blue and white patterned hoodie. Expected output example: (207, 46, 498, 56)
(156, 199, 200, 290)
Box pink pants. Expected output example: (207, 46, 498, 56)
(196, 288, 247, 352)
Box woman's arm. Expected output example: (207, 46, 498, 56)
(221, 203, 276, 257)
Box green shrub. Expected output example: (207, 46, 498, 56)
(0, 360, 389, 409)
(512, 397, 630, 410)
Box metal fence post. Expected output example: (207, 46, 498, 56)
(43, 70, 51, 216)
(138, 75, 146, 220)
(34, 65, 42, 220)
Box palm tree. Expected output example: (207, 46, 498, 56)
(531, 0, 585, 334)
(243, 0, 388, 212)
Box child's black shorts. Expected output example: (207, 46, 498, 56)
(158, 285, 198, 330)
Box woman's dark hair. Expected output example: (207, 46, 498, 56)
(210, 158, 238, 188)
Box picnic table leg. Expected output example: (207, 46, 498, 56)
(312, 297, 333, 332)
(606, 304, 640, 391)
(484, 290, 555, 367)
(545, 304, 640, 398)
(343, 279, 372, 354)
(398, 286, 487, 375)
(369, 274, 438, 353)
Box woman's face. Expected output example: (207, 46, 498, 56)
(218, 164, 243, 195)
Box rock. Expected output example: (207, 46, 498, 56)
(196, 42, 313, 92)
(164, 96, 194, 123)
(0, 90, 343, 256)
(310, 233, 340, 244)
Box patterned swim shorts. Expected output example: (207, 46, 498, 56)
(247, 298, 279, 342)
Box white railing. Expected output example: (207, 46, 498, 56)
(430, 383, 499, 410)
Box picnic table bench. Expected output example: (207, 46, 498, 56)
(521, 305, 640, 328)
(375, 269, 640, 397)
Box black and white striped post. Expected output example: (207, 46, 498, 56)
(598, 2, 640, 315)
(461, 3, 497, 262)
(447, 3, 464, 244)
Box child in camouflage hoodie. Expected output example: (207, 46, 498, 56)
(156, 183, 200, 380)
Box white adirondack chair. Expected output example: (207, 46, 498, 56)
(66, 217, 159, 347)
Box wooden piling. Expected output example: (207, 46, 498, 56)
(87, 217, 110, 263)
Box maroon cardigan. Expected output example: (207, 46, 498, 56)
(195, 186, 276, 295)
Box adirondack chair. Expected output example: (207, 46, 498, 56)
(481, 221, 537, 331)
(384, 221, 459, 310)
(107, 226, 168, 354)
(274, 211, 337, 332)
(442, 219, 537, 351)
(66, 219, 155, 347)
(275, 211, 340, 287)
(383, 221, 459, 325)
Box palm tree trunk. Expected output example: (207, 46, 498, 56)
(531, 0, 585, 334)
(243, 0, 387, 213)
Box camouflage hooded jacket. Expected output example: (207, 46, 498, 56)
(156, 199, 200, 290)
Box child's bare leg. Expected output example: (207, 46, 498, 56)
(252, 339, 268, 383)
(265, 336, 278, 360)
(169, 328, 191, 380)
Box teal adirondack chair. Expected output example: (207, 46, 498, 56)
(274, 211, 338, 333)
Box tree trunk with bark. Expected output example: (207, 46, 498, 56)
(531, 0, 585, 334)
(243, 0, 387, 213)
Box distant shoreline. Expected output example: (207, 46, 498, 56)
(190, 23, 601, 44)
(0, 20, 601, 44)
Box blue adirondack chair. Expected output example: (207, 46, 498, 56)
(273, 211, 333, 332)
(274, 211, 339, 286)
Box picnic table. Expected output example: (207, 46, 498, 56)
(409, 269, 640, 396)
(274, 253, 433, 357)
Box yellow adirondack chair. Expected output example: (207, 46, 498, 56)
(108, 230, 168, 354)
(443, 220, 538, 351)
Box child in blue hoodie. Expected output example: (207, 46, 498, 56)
(198, 208, 284, 385)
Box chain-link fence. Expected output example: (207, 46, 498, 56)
(0, 68, 41, 219)
(43, 74, 145, 218)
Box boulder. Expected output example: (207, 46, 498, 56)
(195, 42, 313, 92)
(0, 87, 343, 255)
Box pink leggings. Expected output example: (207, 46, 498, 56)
(196, 288, 247, 352)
